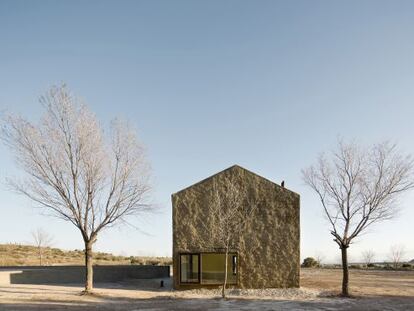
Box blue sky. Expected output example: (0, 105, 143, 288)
(1, 0, 414, 262)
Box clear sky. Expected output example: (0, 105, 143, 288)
(1, 0, 414, 263)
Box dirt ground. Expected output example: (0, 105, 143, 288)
(301, 268, 414, 297)
(0, 269, 413, 311)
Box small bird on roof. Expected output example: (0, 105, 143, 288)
(281, 180, 285, 188)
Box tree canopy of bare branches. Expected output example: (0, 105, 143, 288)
(388, 244, 405, 269)
(200, 174, 258, 298)
(361, 249, 375, 267)
(302, 140, 414, 296)
(1, 85, 152, 292)
(315, 251, 325, 267)
(31, 228, 54, 266)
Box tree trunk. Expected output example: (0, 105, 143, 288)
(222, 250, 228, 298)
(38, 247, 42, 266)
(84, 241, 94, 293)
(341, 246, 349, 297)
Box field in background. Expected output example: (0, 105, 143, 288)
(301, 268, 414, 297)
(0, 244, 172, 266)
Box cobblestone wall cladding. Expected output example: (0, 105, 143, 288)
(172, 165, 300, 289)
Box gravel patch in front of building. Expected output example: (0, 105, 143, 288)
(173, 287, 322, 300)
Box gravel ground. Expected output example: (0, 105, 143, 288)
(0, 269, 413, 310)
(173, 287, 321, 299)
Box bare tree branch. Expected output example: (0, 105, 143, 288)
(388, 244, 405, 269)
(361, 249, 375, 266)
(198, 173, 259, 298)
(31, 228, 54, 266)
(302, 139, 414, 296)
(1, 85, 153, 292)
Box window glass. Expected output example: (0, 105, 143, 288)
(180, 254, 199, 283)
(201, 253, 237, 285)
(232, 255, 237, 275)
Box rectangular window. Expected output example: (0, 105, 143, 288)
(232, 255, 237, 275)
(180, 254, 200, 283)
(200, 253, 237, 285)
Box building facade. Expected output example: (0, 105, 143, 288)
(172, 165, 300, 289)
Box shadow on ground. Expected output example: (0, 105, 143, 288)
(1, 266, 169, 287)
(0, 277, 172, 293)
(1, 294, 414, 311)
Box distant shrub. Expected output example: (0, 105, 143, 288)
(0, 243, 169, 266)
(147, 259, 159, 266)
(130, 257, 145, 265)
(302, 257, 318, 268)
(51, 248, 65, 256)
(95, 253, 109, 261)
(402, 263, 412, 268)
(367, 263, 376, 268)
(349, 264, 362, 269)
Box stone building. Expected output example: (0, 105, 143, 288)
(172, 165, 300, 289)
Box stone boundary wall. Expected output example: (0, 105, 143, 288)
(0, 265, 170, 285)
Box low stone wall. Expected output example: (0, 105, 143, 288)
(0, 265, 170, 285)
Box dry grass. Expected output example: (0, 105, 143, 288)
(301, 268, 414, 297)
(0, 244, 172, 266)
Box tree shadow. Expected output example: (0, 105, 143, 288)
(6, 266, 169, 286)
(1, 295, 414, 311)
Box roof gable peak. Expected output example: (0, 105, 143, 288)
(172, 164, 298, 197)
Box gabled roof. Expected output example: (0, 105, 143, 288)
(172, 164, 299, 197)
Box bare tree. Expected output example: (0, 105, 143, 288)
(388, 244, 405, 269)
(302, 140, 414, 297)
(315, 251, 325, 267)
(361, 249, 375, 267)
(200, 175, 258, 298)
(31, 228, 54, 266)
(1, 85, 152, 293)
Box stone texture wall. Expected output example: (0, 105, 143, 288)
(172, 165, 300, 289)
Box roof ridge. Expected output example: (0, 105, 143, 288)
(172, 164, 299, 197)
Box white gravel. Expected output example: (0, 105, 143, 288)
(173, 287, 322, 300)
